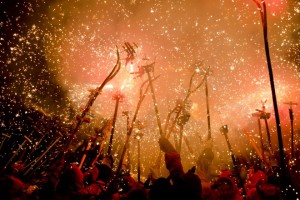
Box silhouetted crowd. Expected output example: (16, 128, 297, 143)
(1, 136, 300, 200)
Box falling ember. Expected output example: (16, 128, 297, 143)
(105, 84, 114, 89)
(129, 63, 135, 74)
(267, 0, 288, 14)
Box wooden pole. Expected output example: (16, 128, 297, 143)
(220, 125, 247, 199)
(107, 96, 121, 155)
(145, 64, 164, 136)
(253, 0, 286, 181)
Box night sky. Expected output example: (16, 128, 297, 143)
(1, 0, 300, 178)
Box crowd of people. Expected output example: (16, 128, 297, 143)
(1, 134, 299, 200)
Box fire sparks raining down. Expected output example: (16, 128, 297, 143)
(0, 0, 300, 180)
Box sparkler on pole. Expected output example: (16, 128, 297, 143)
(153, 67, 210, 172)
(105, 78, 158, 197)
(131, 61, 164, 136)
(251, 0, 286, 186)
(64, 42, 137, 153)
(63, 48, 121, 153)
(165, 67, 210, 140)
(115, 76, 159, 177)
(283, 101, 298, 158)
(196, 65, 215, 176)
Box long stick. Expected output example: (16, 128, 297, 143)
(145, 64, 164, 136)
(154, 70, 209, 170)
(63, 49, 121, 153)
(91, 121, 112, 167)
(163, 107, 177, 137)
(178, 125, 183, 153)
(252, 0, 286, 184)
(262, 116, 273, 152)
(24, 132, 48, 163)
(176, 127, 194, 157)
(166, 69, 209, 139)
(243, 129, 263, 159)
(256, 108, 275, 161)
(2, 140, 27, 171)
(115, 77, 159, 176)
(24, 136, 61, 176)
(252, 110, 266, 162)
(2, 133, 33, 171)
(205, 76, 212, 140)
(123, 112, 131, 171)
(183, 134, 194, 156)
(284, 101, 297, 158)
(243, 128, 274, 174)
(152, 107, 177, 171)
(107, 96, 122, 155)
(137, 139, 141, 183)
(0, 133, 11, 152)
(78, 137, 95, 169)
(257, 105, 273, 152)
(221, 126, 247, 199)
(166, 109, 182, 139)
